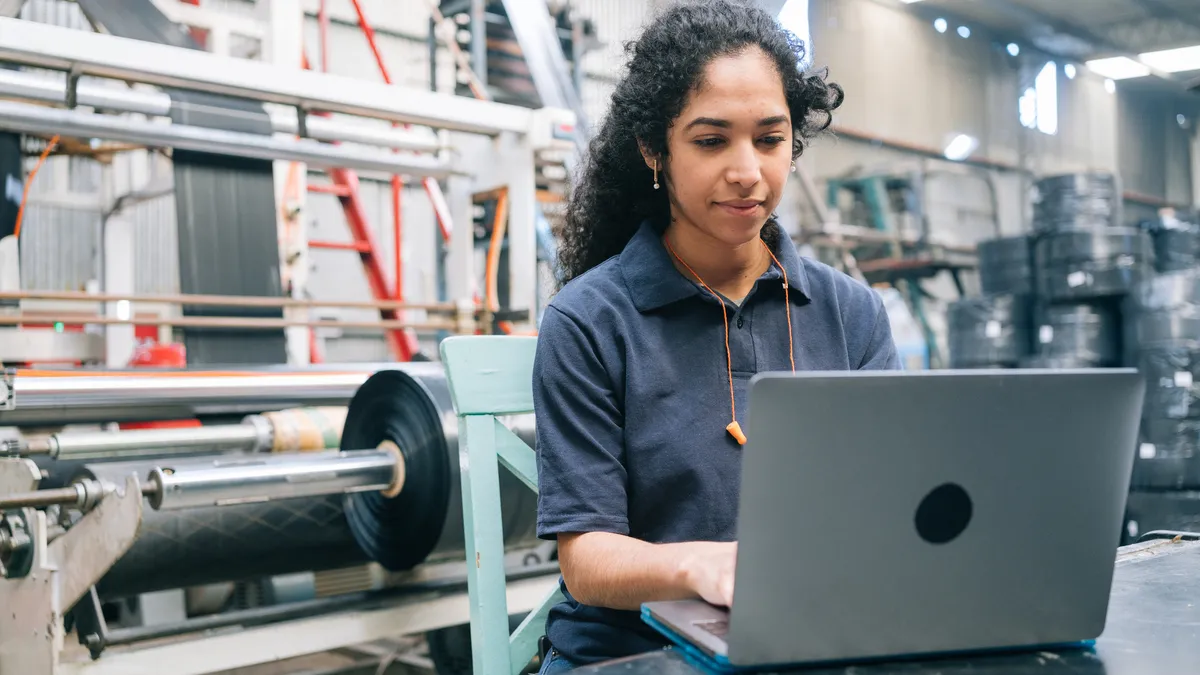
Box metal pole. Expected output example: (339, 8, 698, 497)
(0, 448, 404, 511)
(145, 448, 403, 510)
(0, 313, 458, 332)
(24, 424, 266, 460)
(2, 372, 368, 426)
(0, 287, 458, 313)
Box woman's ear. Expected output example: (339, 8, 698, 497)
(636, 140, 658, 171)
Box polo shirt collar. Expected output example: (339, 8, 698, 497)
(620, 219, 812, 312)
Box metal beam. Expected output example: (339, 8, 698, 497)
(0, 69, 443, 153)
(0, 100, 455, 178)
(1132, 0, 1200, 39)
(0, 17, 540, 136)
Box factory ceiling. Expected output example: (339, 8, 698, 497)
(909, 0, 1200, 92)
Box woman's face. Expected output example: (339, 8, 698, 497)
(655, 47, 793, 247)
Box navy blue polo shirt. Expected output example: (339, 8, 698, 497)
(532, 220, 900, 665)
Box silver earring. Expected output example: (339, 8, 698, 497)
(653, 160, 660, 190)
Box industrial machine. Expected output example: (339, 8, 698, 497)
(0, 364, 555, 675)
(0, 7, 577, 367)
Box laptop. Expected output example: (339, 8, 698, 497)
(642, 368, 1144, 672)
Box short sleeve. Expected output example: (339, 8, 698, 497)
(857, 292, 902, 370)
(533, 306, 629, 540)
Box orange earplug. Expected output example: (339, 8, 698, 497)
(726, 420, 747, 446)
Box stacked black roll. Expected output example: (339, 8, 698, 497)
(947, 295, 1033, 369)
(1022, 304, 1120, 368)
(1124, 270, 1200, 492)
(1033, 229, 1153, 303)
(977, 235, 1035, 296)
(1141, 210, 1200, 273)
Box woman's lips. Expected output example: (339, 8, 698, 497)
(716, 200, 762, 217)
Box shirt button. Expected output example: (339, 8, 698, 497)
(736, 316, 744, 329)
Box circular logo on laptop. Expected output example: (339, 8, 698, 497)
(915, 483, 973, 544)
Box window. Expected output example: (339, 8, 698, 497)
(777, 0, 813, 69)
(1019, 61, 1058, 135)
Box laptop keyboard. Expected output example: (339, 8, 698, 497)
(694, 619, 729, 638)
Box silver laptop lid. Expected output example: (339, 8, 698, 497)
(725, 369, 1143, 667)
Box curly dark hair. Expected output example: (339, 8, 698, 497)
(556, 0, 843, 285)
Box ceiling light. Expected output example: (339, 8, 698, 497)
(1007, 43, 1020, 56)
(897, 0, 924, 3)
(943, 134, 979, 162)
(1105, 78, 1117, 93)
(934, 18, 947, 33)
(1086, 56, 1151, 80)
(957, 26, 971, 38)
(1139, 45, 1200, 73)
(1064, 64, 1077, 79)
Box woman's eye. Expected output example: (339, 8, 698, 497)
(693, 137, 724, 148)
(760, 136, 787, 146)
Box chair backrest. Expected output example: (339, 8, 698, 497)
(441, 335, 537, 416)
(439, 335, 563, 675)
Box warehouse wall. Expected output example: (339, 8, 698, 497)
(798, 0, 1123, 246)
(1116, 82, 1199, 222)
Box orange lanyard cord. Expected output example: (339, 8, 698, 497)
(663, 236, 796, 445)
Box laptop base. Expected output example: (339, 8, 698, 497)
(641, 606, 1095, 675)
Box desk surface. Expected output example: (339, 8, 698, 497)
(581, 539, 1200, 675)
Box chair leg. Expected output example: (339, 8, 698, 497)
(462, 415, 513, 675)
(509, 584, 566, 675)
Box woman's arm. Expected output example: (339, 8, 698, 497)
(533, 305, 737, 611)
(558, 532, 736, 610)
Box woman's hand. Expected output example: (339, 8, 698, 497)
(679, 542, 738, 607)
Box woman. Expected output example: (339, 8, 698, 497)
(532, 1, 900, 671)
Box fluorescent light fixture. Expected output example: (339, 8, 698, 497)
(1139, 45, 1200, 73)
(934, 18, 947, 33)
(1085, 56, 1151, 80)
(1064, 63, 1077, 79)
(943, 134, 979, 161)
(1105, 78, 1117, 93)
(897, 0, 924, 3)
(957, 25, 971, 38)
(1007, 43, 1020, 56)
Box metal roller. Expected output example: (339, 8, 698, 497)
(15, 407, 347, 460)
(946, 295, 1032, 368)
(21, 406, 350, 493)
(339, 365, 540, 571)
(61, 364, 540, 599)
(1, 370, 375, 427)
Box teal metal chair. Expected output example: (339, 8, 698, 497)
(440, 335, 566, 675)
